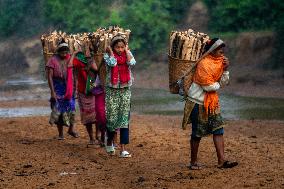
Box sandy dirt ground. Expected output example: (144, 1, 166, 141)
(0, 61, 283, 189)
(0, 114, 283, 189)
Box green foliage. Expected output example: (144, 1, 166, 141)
(120, 0, 173, 53)
(0, 0, 43, 37)
(272, 4, 284, 70)
(204, 0, 283, 32)
(204, 0, 284, 70)
(43, 0, 111, 32)
(2, 0, 282, 65)
(43, 0, 191, 55)
(0, 0, 191, 55)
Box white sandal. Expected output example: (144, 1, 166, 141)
(119, 151, 132, 158)
(105, 146, 115, 155)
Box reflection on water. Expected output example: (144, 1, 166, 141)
(0, 107, 50, 118)
(131, 88, 284, 120)
(0, 77, 284, 120)
(5, 76, 46, 86)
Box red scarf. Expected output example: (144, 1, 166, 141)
(111, 51, 131, 86)
(63, 54, 73, 100)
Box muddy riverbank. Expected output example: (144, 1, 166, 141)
(0, 115, 283, 189)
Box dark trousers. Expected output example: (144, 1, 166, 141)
(107, 127, 129, 145)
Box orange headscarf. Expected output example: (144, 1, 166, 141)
(193, 54, 224, 114)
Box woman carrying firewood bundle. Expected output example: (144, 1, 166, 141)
(103, 35, 136, 158)
(183, 38, 238, 169)
(46, 41, 79, 140)
(72, 51, 106, 146)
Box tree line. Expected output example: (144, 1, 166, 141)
(0, 0, 282, 68)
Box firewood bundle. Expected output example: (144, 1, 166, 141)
(89, 26, 131, 54)
(41, 26, 131, 87)
(40, 26, 131, 64)
(168, 29, 210, 94)
(169, 29, 209, 61)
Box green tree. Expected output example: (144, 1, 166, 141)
(204, 0, 283, 32)
(43, 0, 112, 32)
(0, 0, 43, 37)
(120, 0, 173, 54)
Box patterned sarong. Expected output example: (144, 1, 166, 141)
(49, 79, 75, 126)
(182, 100, 225, 137)
(105, 87, 131, 132)
(78, 92, 96, 125)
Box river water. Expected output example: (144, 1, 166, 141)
(0, 76, 283, 120)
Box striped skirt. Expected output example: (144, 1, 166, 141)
(78, 92, 96, 125)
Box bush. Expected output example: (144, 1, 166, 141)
(0, 0, 44, 37)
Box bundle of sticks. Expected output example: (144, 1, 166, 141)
(168, 29, 209, 61)
(40, 26, 131, 64)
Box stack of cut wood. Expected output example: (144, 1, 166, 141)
(168, 29, 210, 94)
(169, 29, 209, 61)
(89, 26, 131, 54)
(40, 26, 131, 64)
(41, 26, 131, 86)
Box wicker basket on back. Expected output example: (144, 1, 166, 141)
(43, 52, 54, 65)
(168, 55, 196, 95)
(94, 53, 107, 87)
(168, 29, 209, 95)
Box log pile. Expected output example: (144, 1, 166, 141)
(169, 29, 209, 61)
(168, 29, 210, 94)
(41, 26, 131, 86)
(40, 26, 131, 64)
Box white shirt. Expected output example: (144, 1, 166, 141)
(187, 71, 230, 105)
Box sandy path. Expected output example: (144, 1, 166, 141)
(0, 115, 283, 189)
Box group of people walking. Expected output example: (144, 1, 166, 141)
(46, 35, 135, 158)
(46, 34, 238, 168)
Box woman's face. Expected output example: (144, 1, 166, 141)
(58, 51, 69, 59)
(113, 41, 126, 55)
(211, 46, 224, 57)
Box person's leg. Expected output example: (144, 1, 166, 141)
(120, 127, 129, 152)
(120, 127, 131, 157)
(213, 131, 238, 168)
(67, 124, 75, 134)
(95, 92, 106, 146)
(190, 137, 201, 165)
(56, 115, 64, 139)
(67, 112, 79, 137)
(213, 134, 225, 165)
(95, 124, 100, 141)
(57, 124, 64, 139)
(106, 129, 115, 146)
(85, 123, 95, 144)
(105, 128, 116, 155)
(95, 123, 106, 146)
(100, 125, 106, 146)
(118, 89, 131, 152)
(189, 104, 202, 167)
(114, 129, 118, 147)
(105, 88, 119, 142)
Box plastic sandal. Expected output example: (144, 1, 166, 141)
(67, 131, 80, 138)
(105, 146, 115, 155)
(119, 151, 132, 158)
(218, 161, 238, 169)
(188, 163, 203, 170)
(57, 136, 65, 140)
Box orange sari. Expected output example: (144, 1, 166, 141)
(193, 55, 224, 114)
